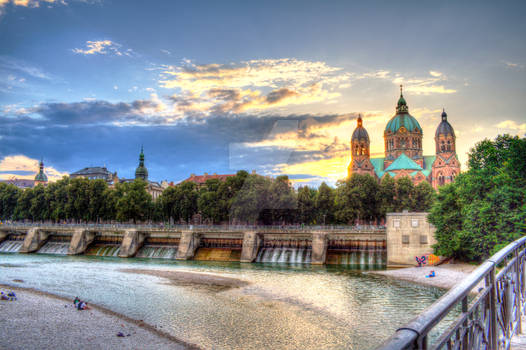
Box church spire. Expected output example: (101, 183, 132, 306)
(135, 145, 148, 181)
(396, 85, 408, 113)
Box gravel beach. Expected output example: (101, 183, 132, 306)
(369, 263, 482, 290)
(0, 285, 200, 350)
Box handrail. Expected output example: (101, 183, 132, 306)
(0, 222, 386, 233)
(376, 236, 526, 349)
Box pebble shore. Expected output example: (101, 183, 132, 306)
(0, 285, 199, 350)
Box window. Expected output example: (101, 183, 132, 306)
(402, 235, 410, 244)
(420, 235, 428, 244)
(412, 219, 419, 227)
(393, 219, 400, 228)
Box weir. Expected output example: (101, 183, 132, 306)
(0, 224, 395, 266)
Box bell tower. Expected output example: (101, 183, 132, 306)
(348, 115, 375, 178)
(431, 109, 460, 189)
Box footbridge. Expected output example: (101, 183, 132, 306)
(376, 236, 526, 350)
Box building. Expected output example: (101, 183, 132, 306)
(348, 86, 460, 190)
(70, 166, 117, 184)
(0, 178, 35, 189)
(120, 147, 164, 200)
(183, 173, 236, 188)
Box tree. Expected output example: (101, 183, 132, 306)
(297, 186, 317, 224)
(14, 188, 35, 221)
(0, 183, 20, 220)
(377, 175, 396, 217)
(198, 179, 222, 223)
(430, 135, 526, 261)
(115, 179, 152, 223)
(394, 177, 414, 212)
(412, 181, 435, 212)
(230, 174, 271, 224)
(315, 182, 335, 224)
(334, 174, 379, 224)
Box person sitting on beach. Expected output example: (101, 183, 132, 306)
(7, 292, 16, 301)
(425, 270, 436, 278)
(74, 297, 80, 305)
(0, 292, 8, 300)
(77, 300, 85, 310)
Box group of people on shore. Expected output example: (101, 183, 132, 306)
(73, 296, 90, 310)
(1, 291, 17, 301)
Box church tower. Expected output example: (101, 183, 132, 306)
(431, 109, 460, 189)
(34, 159, 48, 186)
(384, 86, 423, 168)
(135, 146, 149, 181)
(348, 115, 375, 178)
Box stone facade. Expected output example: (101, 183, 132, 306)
(348, 87, 460, 190)
(386, 211, 436, 266)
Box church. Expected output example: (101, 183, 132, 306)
(348, 86, 460, 190)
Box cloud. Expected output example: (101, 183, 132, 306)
(72, 40, 134, 57)
(160, 58, 350, 115)
(495, 120, 526, 133)
(0, 155, 67, 181)
(358, 69, 457, 95)
(0, 55, 52, 80)
(502, 61, 524, 70)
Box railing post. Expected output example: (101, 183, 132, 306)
(489, 266, 498, 350)
(462, 296, 469, 350)
(515, 247, 523, 334)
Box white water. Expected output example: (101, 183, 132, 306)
(37, 242, 70, 255)
(0, 240, 23, 253)
(86, 245, 121, 257)
(256, 247, 312, 264)
(136, 245, 178, 259)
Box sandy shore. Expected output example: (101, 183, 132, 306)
(369, 263, 482, 290)
(0, 284, 200, 350)
(120, 268, 250, 291)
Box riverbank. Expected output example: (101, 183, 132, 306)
(0, 284, 200, 350)
(369, 263, 481, 290)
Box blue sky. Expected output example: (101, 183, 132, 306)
(1, 0, 525, 185)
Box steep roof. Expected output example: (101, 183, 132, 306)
(385, 153, 423, 171)
(183, 173, 236, 185)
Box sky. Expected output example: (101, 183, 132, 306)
(0, 0, 525, 186)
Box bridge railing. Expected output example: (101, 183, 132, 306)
(0, 222, 386, 233)
(376, 236, 526, 350)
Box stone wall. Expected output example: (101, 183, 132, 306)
(386, 212, 436, 266)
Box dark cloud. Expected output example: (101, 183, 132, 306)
(266, 88, 298, 104)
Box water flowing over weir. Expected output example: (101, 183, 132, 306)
(256, 239, 312, 264)
(0, 234, 26, 253)
(37, 235, 71, 255)
(85, 235, 122, 257)
(194, 238, 242, 261)
(136, 237, 180, 259)
(326, 239, 386, 268)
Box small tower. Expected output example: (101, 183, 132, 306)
(348, 115, 375, 178)
(135, 146, 149, 181)
(34, 159, 48, 186)
(431, 109, 460, 189)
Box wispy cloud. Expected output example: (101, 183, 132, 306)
(160, 58, 351, 115)
(495, 120, 526, 133)
(0, 154, 67, 181)
(358, 69, 457, 95)
(72, 40, 134, 57)
(501, 60, 524, 70)
(0, 55, 52, 80)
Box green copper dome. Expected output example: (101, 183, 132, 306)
(35, 160, 48, 182)
(385, 86, 422, 134)
(135, 146, 148, 181)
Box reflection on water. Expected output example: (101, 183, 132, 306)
(0, 254, 447, 350)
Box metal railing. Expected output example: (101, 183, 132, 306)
(0, 222, 386, 233)
(376, 236, 526, 350)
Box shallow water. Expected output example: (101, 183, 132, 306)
(0, 253, 449, 349)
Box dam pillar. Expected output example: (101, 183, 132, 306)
(311, 232, 328, 265)
(175, 231, 200, 260)
(19, 227, 49, 253)
(118, 229, 145, 258)
(0, 231, 7, 244)
(68, 229, 95, 255)
(240, 231, 262, 263)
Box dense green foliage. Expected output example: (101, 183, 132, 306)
(429, 135, 526, 261)
(0, 169, 435, 225)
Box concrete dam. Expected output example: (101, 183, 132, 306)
(0, 213, 436, 267)
(0, 224, 387, 267)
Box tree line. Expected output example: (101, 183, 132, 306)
(0, 170, 435, 225)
